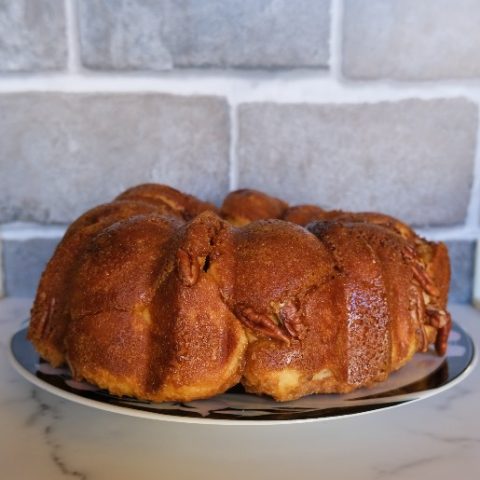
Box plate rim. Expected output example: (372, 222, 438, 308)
(8, 322, 478, 426)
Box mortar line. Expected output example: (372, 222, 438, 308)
(466, 109, 480, 307)
(0, 224, 67, 241)
(2, 67, 480, 88)
(65, 0, 82, 74)
(3, 72, 480, 102)
(228, 101, 239, 191)
(465, 111, 480, 230)
(0, 241, 4, 298)
(473, 242, 480, 308)
(329, 0, 343, 81)
(415, 227, 480, 242)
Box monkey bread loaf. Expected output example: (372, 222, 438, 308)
(28, 184, 451, 402)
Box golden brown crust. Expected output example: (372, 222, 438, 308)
(28, 184, 452, 402)
(282, 204, 328, 226)
(146, 213, 247, 400)
(117, 183, 217, 220)
(28, 199, 179, 367)
(66, 214, 181, 397)
(329, 211, 417, 240)
(66, 211, 246, 401)
(28, 185, 212, 368)
(311, 222, 393, 386)
(233, 219, 345, 399)
(221, 189, 288, 226)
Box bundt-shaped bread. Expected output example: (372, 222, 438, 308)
(28, 185, 451, 402)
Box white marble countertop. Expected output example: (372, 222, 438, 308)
(1, 298, 479, 480)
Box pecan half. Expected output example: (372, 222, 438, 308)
(235, 304, 290, 343)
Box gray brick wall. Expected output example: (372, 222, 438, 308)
(0, 93, 230, 222)
(0, 241, 3, 298)
(2, 238, 59, 297)
(447, 241, 476, 304)
(0, 0, 479, 304)
(342, 0, 480, 80)
(0, 0, 67, 72)
(237, 99, 477, 227)
(78, 0, 331, 70)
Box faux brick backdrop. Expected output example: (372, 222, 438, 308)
(343, 0, 480, 80)
(238, 99, 477, 226)
(0, 0, 67, 71)
(0, 93, 229, 222)
(0, 0, 478, 304)
(79, 0, 331, 69)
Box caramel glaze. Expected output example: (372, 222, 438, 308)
(28, 185, 451, 402)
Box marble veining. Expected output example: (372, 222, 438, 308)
(413, 429, 480, 447)
(429, 384, 476, 412)
(1, 298, 479, 480)
(374, 454, 448, 479)
(28, 389, 87, 480)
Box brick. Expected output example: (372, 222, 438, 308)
(78, 0, 330, 70)
(0, 0, 66, 72)
(3, 238, 60, 297)
(446, 241, 475, 304)
(0, 93, 229, 223)
(237, 99, 477, 227)
(0, 241, 3, 298)
(343, 0, 480, 80)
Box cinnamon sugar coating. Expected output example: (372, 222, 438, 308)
(28, 184, 451, 402)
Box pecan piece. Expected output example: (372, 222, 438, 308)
(236, 304, 290, 343)
(411, 264, 440, 298)
(410, 287, 428, 352)
(402, 244, 417, 261)
(278, 299, 306, 340)
(176, 248, 199, 286)
(425, 305, 450, 355)
(435, 311, 452, 356)
(403, 246, 440, 297)
(426, 306, 449, 329)
(403, 244, 451, 356)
